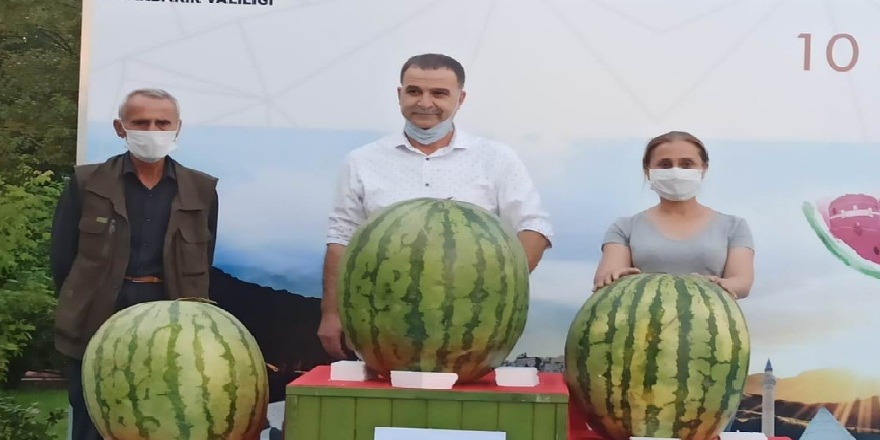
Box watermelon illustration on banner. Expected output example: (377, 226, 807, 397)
(338, 197, 530, 384)
(81, 298, 269, 440)
(803, 195, 880, 279)
(564, 273, 750, 440)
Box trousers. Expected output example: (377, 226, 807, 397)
(67, 280, 166, 440)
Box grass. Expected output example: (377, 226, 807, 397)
(7, 387, 68, 440)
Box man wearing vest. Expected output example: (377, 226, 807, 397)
(50, 88, 219, 440)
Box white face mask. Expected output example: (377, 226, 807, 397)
(648, 167, 704, 201)
(122, 124, 179, 163)
(404, 117, 454, 145)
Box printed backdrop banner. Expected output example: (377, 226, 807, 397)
(78, 0, 880, 438)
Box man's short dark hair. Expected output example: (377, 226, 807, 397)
(400, 53, 465, 88)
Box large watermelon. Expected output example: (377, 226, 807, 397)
(339, 197, 529, 383)
(564, 273, 750, 440)
(81, 298, 269, 440)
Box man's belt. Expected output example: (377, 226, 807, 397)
(124, 276, 163, 283)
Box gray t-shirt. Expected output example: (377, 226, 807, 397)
(602, 210, 754, 277)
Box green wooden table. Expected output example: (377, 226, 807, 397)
(284, 366, 569, 440)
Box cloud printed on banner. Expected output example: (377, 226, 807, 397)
(508, 259, 598, 359)
(219, 169, 336, 251)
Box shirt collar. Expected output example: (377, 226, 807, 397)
(392, 126, 469, 152)
(122, 152, 177, 180)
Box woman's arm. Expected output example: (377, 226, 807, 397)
(717, 247, 755, 299)
(592, 243, 639, 291)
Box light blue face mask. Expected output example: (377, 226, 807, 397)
(404, 117, 454, 145)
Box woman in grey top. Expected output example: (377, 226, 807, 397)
(592, 131, 755, 299)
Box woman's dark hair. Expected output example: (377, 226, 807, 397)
(642, 131, 709, 169)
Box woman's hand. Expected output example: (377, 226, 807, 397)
(692, 273, 739, 300)
(593, 267, 641, 292)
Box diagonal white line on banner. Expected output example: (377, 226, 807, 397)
(542, 0, 787, 123)
(200, 99, 270, 125)
(170, 3, 187, 36)
(268, 101, 298, 126)
(235, 20, 296, 126)
(590, 0, 740, 35)
(237, 21, 269, 97)
(659, 0, 787, 121)
(540, 0, 657, 121)
(468, 0, 501, 72)
(824, 0, 870, 142)
(91, 0, 355, 72)
(121, 75, 264, 101)
(124, 59, 263, 99)
(115, 59, 266, 125)
(271, 0, 446, 98)
(109, 60, 132, 119)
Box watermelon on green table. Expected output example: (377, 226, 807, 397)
(339, 197, 530, 383)
(81, 298, 269, 440)
(564, 273, 750, 440)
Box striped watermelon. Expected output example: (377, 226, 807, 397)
(339, 197, 529, 384)
(81, 298, 269, 440)
(564, 273, 750, 440)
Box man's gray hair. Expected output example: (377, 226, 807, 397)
(117, 88, 181, 119)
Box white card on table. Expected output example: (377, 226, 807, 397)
(374, 427, 505, 440)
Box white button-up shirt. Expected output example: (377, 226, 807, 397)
(326, 129, 554, 246)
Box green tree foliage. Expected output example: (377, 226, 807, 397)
(0, 169, 64, 383)
(0, 169, 61, 285)
(0, 2, 80, 434)
(0, 393, 65, 440)
(0, 0, 81, 386)
(0, 0, 82, 181)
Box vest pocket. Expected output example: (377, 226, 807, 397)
(177, 226, 210, 276)
(54, 259, 105, 343)
(77, 216, 115, 262)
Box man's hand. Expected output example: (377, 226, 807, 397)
(592, 267, 641, 292)
(517, 230, 549, 272)
(319, 244, 350, 358)
(317, 313, 349, 359)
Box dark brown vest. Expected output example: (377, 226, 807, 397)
(54, 154, 218, 359)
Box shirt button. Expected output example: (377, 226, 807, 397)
(146, 218, 151, 222)
(425, 158, 430, 161)
(425, 183, 430, 187)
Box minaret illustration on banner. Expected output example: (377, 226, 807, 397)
(762, 359, 777, 436)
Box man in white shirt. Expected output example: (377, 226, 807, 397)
(318, 53, 554, 359)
